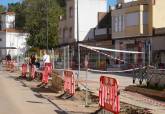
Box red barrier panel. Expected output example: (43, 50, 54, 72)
(10, 60, 16, 72)
(6, 60, 10, 71)
(22, 64, 27, 77)
(31, 65, 36, 79)
(42, 66, 49, 84)
(64, 70, 75, 96)
(99, 76, 120, 114)
(45, 63, 53, 76)
(8, 61, 11, 71)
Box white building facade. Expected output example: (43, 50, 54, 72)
(0, 12, 28, 59)
(1, 12, 15, 30)
(0, 30, 28, 59)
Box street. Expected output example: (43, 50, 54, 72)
(0, 71, 61, 114)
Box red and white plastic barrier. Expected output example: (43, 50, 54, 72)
(45, 63, 53, 76)
(30, 65, 36, 79)
(42, 66, 49, 84)
(10, 60, 16, 72)
(99, 76, 120, 114)
(22, 64, 27, 78)
(64, 70, 75, 96)
(5, 60, 10, 71)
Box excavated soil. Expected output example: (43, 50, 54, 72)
(125, 85, 165, 101)
(17, 70, 153, 114)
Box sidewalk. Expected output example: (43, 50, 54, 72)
(3, 69, 165, 114)
(4, 71, 99, 114)
(0, 71, 61, 114)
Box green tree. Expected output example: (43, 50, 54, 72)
(0, 5, 6, 13)
(23, 0, 63, 49)
(56, 0, 66, 7)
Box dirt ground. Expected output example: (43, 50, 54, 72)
(16, 71, 153, 114)
(125, 85, 165, 101)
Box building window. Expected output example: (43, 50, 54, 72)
(118, 15, 122, 32)
(114, 15, 124, 32)
(112, 16, 115, 32)
(143, 12, 148, 25)
(126, 12, 139, 26)
(69, 7, 73, 18)
(122, 15, 125, 31)
(69, 27, 72, 38)
(115, 16, 118, 32)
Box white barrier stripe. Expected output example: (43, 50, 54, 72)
(55, 66, 165, 74)
(143, 65, 165, 71)
(88, 68, 141, 73)
(88, 66, 165, 73)
(55, 68, 74, 72)
(91, 48, 127, 63)
(79, 44, 144, 54)
(156, 69, 165, 71)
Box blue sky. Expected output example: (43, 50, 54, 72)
(0, 0, 21, 6)
(108, 0, 117, 6)
(0, 0, 116, 6)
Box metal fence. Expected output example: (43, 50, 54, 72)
(133, 66, 165, 88)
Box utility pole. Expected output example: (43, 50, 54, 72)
(46, 0, 49, 51)
(77, 0, 80, 81)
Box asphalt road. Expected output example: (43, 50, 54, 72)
(0, 71, 61, 114)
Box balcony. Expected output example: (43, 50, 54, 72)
(94, 28, 111, 39)
(154, 28, 165, 35)
(84, 28, 111, 41)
